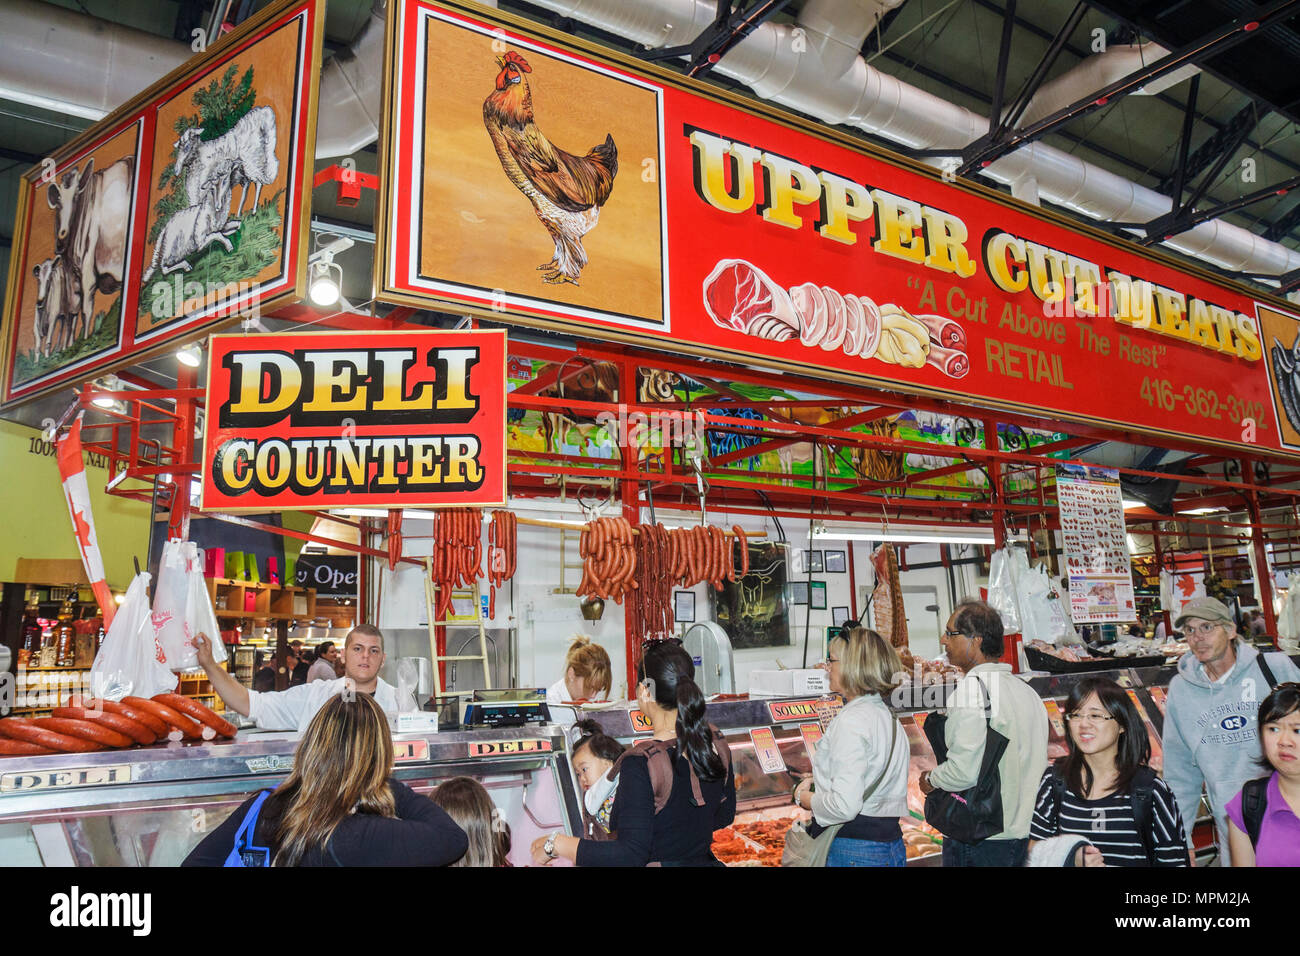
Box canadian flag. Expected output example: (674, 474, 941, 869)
(56, 415, 115, 627)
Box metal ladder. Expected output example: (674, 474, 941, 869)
(422, 557, 491, 698)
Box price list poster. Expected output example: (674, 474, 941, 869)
(1057, 464, 1137, 624)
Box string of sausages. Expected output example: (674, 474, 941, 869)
(487, 510, 517, 619)
(0, 693, 237, 757)
(667, 524, 749, 590)
(432, 508, 483, 617)
(577, 516, 638, 604)
(628, 523, 673, 642)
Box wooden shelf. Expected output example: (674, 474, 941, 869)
(19, 666, 90, 673)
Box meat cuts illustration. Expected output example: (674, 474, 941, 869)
(702, 259, 969, 379)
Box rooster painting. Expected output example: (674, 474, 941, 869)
(483, 51, 619, 285)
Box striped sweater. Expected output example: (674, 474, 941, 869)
(1029, 768, 1189, 867)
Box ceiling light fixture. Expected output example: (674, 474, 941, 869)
(811, 526, 1010, 546)
(307, 235, 354, 308)
(176, 342, 203, 367)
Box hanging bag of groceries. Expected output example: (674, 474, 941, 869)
(90, 572, 177, 700)
(152, 539, 227, 672)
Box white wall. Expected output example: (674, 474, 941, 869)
(370, 504, 1003, 698)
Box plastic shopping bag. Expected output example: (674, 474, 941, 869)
(91, 572, 177, 700)
(154, 539, 227, 671)
(986, 546, 1023, 633)
(1017, 563, 1055, 644)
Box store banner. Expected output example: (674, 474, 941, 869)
(1057, 464, 1137, 623)
(378, 0, 1300, 457)
(0, 0, 325, 408)
(199, 329, 507, 512)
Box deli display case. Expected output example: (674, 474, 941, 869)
(0, 725, 578, 866)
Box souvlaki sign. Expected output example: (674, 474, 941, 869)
(199, 329, 507, 511)
(381, 1, 1300, 455)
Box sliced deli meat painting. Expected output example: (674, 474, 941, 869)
(702, 259, 969, 379)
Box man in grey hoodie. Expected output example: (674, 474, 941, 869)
(1162, 596, 1300, 864)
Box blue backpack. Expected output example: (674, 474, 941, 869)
(224, 790, 274, 867)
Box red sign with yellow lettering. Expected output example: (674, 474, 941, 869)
(379, 0, 1300, 456)
(200, 329, 506, 511)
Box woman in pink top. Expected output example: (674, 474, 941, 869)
(1225, 684, 1300, 866)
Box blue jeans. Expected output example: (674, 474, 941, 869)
(941, 837, 1028, 867)
(826, 837, 906, 867)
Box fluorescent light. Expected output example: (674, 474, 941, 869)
(1122, 499, 1144, 509)
(1182, 507, 1226, 516)
(812, 528, 998, 545)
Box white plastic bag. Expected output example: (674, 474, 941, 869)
(153, 539, 227, 671)
(987, 546, 1023, 633)
(1018, 563, 1055, 644)
(91, 572, 176, 700)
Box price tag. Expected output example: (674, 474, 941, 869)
(798, 722, 823, 758)
(749, 727, 787, 774)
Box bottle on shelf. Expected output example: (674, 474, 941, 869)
(18, 591, 40, 669)
(55, 594, 76, 668)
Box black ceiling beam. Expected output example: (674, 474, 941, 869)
(1163, 172, 1300, 236)
(0, 146, 41, 167)
(1157, 100, 1260, 195)
(994, 1, 1088, 139)
(1168, 74, 1200, 209)
(958, 0, 1300, 175)
(987, 0, 1019, 137)
(639, 0, 793, 78)
(1265, 197, 1300, 241)
(966, 0, 1300, 202)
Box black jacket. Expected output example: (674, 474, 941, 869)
(182, 779, 468, 866)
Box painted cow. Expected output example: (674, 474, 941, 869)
(46, 156, 133, 343)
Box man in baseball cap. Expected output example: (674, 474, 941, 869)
(1162, 596, 1300, 864)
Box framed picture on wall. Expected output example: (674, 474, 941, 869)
(811, 582, 827, 610)
(674, 590, 695, 623)
(831, 606, 851, 627)
(824, 550, 846, 573)
(712, 542, 792, 649)
(790, 582, 809, 605)
(807, 550, 824, 573)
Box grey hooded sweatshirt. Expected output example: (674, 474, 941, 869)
(1162, 641, 1300, 860)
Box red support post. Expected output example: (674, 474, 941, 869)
(618, 354, 642, 698)
(1242, 458, 1279, 643)
(984, 419, 1005, 549)
(166, 364, 198, 541)
(1151, 523, 1172, 638)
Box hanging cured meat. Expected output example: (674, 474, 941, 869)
(870, 543, 909, 650)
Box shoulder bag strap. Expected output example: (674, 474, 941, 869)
(858, 716, 900, 809)
(1257, 654, 1278, 691)
(1130, 767, 1158, 866)
(1242, 777, 1269, 848)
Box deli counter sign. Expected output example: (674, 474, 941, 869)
(200, 329, 507, 512)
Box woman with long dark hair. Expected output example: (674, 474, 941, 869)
(1225, 683, 1300, 867)
(183, 694, 468, 866)
(1029, 676, 1188, 866)
(530, 641, 736, 866)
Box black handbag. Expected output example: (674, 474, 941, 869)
(921, 677, 1008, 845)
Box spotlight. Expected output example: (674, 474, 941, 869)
(309, 258, 342, 306)
(176, 342, 203, 367)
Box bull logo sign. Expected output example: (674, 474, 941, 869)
(0, 0, 326, 408)
(199, 329, 508, 512)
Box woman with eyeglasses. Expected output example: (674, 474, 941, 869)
(790, 627, 910, 866)
(1225, 683, 1300, 867)
(1029, 676, 1189, 866)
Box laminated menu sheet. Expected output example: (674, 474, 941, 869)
(1057, 464, 1137, 624)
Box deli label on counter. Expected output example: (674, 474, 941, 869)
(200, 329, 507, 512)
(628, 709, 654, 734)
(467, 739, 552, 757)
(767, 699, 824, 723)
(749, 727, 787, 774)
(1, 763, 132, 794)
(378, 1, 1300, 458)
(394, 739, 429, 762)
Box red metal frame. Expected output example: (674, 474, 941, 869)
(62, 329, 1300, 696)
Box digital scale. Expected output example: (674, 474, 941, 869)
(460, 689, 552, 728)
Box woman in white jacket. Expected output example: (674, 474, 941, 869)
(792, 627, 910, 866)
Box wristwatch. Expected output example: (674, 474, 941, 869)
(543, 835, 557, 859)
